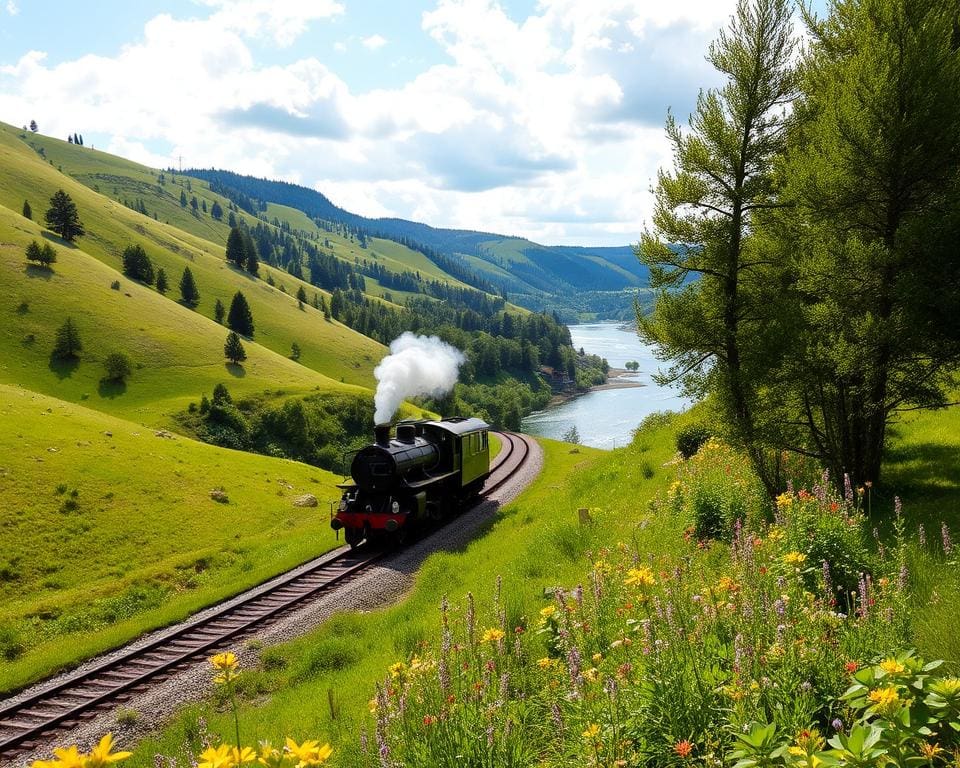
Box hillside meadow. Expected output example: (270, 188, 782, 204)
(0, 384, 347, 694)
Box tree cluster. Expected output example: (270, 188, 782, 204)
(639, 0, 960, 491)
(121, 244, 155, 284)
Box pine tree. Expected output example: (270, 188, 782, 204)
(242, 231, 259, 276)
(225, 227, 246, 268)
(22, 200, 31, 220)
(296, 285, 307, 309)
(68, 135, 74, 144)
(290, 341, 301, 361)
(211, 200, 223, 220)
(25, 240, 57, 267)
(179, 266, 200, 307)
(44, 189, 85, 242)
(52, 317, 82, 360)
(214, 298, 225, 324)
(29, 119, 37, 132)
(228, 211, 237, 228)
(227, 291, 254, 337)
(121, 244, 155, 284)
(224, 331, 247, 364)
(156, 268, 169, 294)
(180, 190, 187, 207)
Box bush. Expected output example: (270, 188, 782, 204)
(676, 423, 712, 458)
(0, 623, 26, 661)
(102, 352, 133, 383)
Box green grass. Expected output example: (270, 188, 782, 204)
(129, 423, 683, 766)
(0, 385, 348, 693)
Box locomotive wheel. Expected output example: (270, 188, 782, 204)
(345, 527, 363, 549)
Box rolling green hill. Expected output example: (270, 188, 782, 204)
(0, 385, 345, 693)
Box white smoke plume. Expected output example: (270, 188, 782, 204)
(373, 333, 466, 424)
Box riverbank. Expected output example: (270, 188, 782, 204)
(547, 368, 644, 406)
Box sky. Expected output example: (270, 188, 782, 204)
(0, 1, 817, 246)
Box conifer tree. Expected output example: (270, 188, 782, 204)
(44, 189, 85, 242)
(224, 331, 246, 364)
(225, 227, 246, 268)
(25, 240, 57, 267)
(156, 268, 169, 294)
(296, 285, 307, 309)
(180, 190, 188, 207)
(52, 317, 82, 360)
(227, 291, 255, 337)
(242, 230, 259, 276)
(179, 266, 200, 307)
(211, 200, 223, 220)
(214, 298, 225, 324)
(22, 200, 31, 220)
(121, 244, 155, 284)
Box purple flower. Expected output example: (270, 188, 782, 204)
(844, 473, 853, 504)
(942, 522, 954, 556)
(919, 524, 927, 548)
(894, 496, 902, 518)
(832, 718, 844, 732)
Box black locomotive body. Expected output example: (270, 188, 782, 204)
(331, 417, 491, 547)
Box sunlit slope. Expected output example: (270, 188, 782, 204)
(0, 208, 373, 423)
(0, 384, 345, 692)
(0, 125, 386, 391)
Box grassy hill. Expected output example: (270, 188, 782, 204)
(0, 123, 388, 405)
(0, 384, 346, 693)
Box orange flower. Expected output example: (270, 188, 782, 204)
(674, 740, 693, 759)
(844, 661, 858, 674)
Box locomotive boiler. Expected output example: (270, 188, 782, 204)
(331, 417, 490, 547)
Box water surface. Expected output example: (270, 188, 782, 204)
(521, 323, 687, 449)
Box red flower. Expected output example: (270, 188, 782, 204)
(674, 740, 693, 759)
(423, 714, 436, 726)
(844, 661, 858, 673)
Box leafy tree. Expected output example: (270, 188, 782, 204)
(625, 360, 640, 372)
(224, 331, 246, 364)
(155, 267, 169, 294)
(121, 244, 155, 284)
(214, 298, 225, 324)
(770, 0, 960, 486)
(296, 285, 307, 309)
(179, 266, 200, 307)
(227, 291, 255, 337)
(25, 240, 56, 266)
(636, 0, 796, 493)
(22, 200, 31, 220)
(29, 119, 37, 132)
(102, 352, 133, 382)
(52, 317, 82, 360)
(44, 189, 85, 242)
(211, 200, 223, 220)
(225, 227, 246, 268)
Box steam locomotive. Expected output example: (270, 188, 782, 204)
(331, 417, 491, 547)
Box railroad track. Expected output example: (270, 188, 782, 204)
(0, 431, 535, 761)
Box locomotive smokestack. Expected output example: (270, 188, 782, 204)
(375, 424, 391, 446)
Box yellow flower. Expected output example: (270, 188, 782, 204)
(716, 576, 740, 594)
(624, 567, 656, 588)
(592, 652, 603, 664)
(775, 492, 793, 510)
(879, 658, 905, 675)
(389, 661, 407, 679)
(537, 657, 555, 669)
(868, 686, 901, 716)
(767, 527, 785, 542)
(231, 746, 257, 765)
(32, 746, 86, 768)
(582, 723, 601, 741)
(284, 738, 333, 766)
(783, 551, 807, 566)
(539, 605, 557, 620)
(85, 734, 132, 767)
(198, 744, 234, 768)
(919, 742, 943, 761)
(210, 651, 238, 672)
(257, 743, 286, 768)
(583, 667, 599, 682)
(481, 627, 505, 644)
(368, 697, 379, 713)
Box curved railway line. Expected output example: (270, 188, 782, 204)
(0, 431, 537, 762)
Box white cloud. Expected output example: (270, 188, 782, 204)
(361, 34, 387, 51)
(0, 0, 748, 245)
(5, 1, 18, 16)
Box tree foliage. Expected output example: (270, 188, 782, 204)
(227, 291, 255, 337)
(155, 267, 169, 295)
(22, 200, 31, 220)
(44, 189, 85, 242)
(52, 318, 82, 360)
(25, 240, 56, 267)
(179, 266, 200, 307)
(637, 0, 797, 493)
(121, 244, 155, 284)
(102, 352, 133, 382)
(224, 331, 246, 364)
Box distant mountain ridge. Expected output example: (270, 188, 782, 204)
(187, 168, 650, 317)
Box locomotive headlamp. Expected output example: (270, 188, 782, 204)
(391, 500, 400, 514)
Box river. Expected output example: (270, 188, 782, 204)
(521, 323, 688, 449)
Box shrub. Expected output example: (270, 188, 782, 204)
(676, 422, 712, 458)
(0, 623, 25, 661)
(102, 352, 133, 383)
